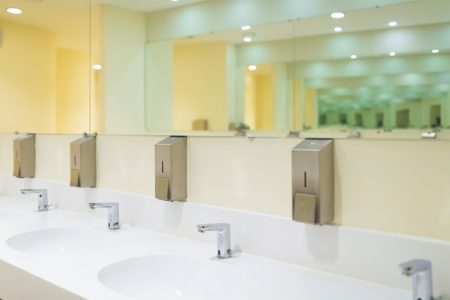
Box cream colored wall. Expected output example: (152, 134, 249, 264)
(1, 133, 450, 241)
(100, 5, 147, 134)
(173, 42, 228, 131)
(335, 139, 450, 239)
(56, 49, 90, 133)
(0, 20, 56, 133)
(146, 41, 174, 131)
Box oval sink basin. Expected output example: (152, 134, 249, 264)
(7, 227, 115, 256)
(99, 255, 250, 300)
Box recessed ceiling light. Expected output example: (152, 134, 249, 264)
(331, 12, 345, 19)
(432, 49, 440, 54)
(388, 21, 398, 27)
(334, 27, 343, 32)
(6, 7, 23, 15)
(350, 55, 358, 60)
(389, 51, 397, 57)
(243, 33, 254, 43)
(241, 25, 251, 31)
(248, 65, 257, 71)
(92, 64, 102, 70)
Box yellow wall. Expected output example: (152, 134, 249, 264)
(244, 65, 275, 130)
(0, 20, 56, 133)
(305, 88, 316, 128)
(244, 74, 256, 129)
(255, 75, 274, 129)
(56, 49, 90, 133)
(173, 42, 228, 131)
(0, 20, 90, 134)
(1, 133, 450, 241)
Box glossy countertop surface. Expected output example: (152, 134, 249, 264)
(0, 195, 409, 300)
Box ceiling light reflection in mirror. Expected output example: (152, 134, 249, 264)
(292, 0, 450, 132)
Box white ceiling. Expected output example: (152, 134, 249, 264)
(0, 0, 209, 48)
(95, 0, 209, 13)
(178, 0, 450, 45)
(1, 0, 449, 55)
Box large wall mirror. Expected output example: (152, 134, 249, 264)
(2, 0, 448, 136)
(0, 0, 91, 134)
(92, 2, 297, 135)
(93, 0, 450, 135)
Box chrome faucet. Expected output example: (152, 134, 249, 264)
(197, 223, 231, 258)
(89, 202, 120, 230)
(21, 189, 50, 211)
(400, 259, 434, 300)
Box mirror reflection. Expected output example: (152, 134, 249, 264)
(2, 0, 449, 135)
(294, 0, 450, 131)
(0, 0, 91, 133)
(97, 11, 295, 134)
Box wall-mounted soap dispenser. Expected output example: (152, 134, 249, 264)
(292, 139, 334, 225)
(155, 136, 187, 202)
(70, 134, 96, 188)
(13, 133, 35, 178)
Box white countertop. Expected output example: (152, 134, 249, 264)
(0, 195, 409, 300)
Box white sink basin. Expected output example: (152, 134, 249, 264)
(6, 227, 116, 256)
(99, 255, 250, 300)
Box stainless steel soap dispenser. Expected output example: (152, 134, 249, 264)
(70, 134, 96, 188)
(155, 136, 187, 202)
(292, 139, 334, 225)
(13, 133, 36, 178)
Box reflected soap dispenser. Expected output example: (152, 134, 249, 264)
(292, 139, 334, 225)
(155, 136, 187, 202)
(70, 134, 96, 188)
(13, 133, 36, 178)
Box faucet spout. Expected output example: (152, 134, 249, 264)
(197, 223, 231, 258)
(89, 202, 120, 230)
(400, 259, 433, 300)
(21, 189, 50, 211)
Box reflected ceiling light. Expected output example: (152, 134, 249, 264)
(350, 54, 358, 60)
(6, 7, 23, 15)
(243, 33, 254, 43)
(432, 49, 440, 54)
(389, 51, 396, 57)
(388, 21, 398, 27)
(334, 27, 343, 32)
(241, 25, 251, 31)
(248, 65, 257, 71)
(171, 0, 179, 2)
(92, 64, 102, 70)
(331, 12, 345, 19)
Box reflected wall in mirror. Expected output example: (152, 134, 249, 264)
(92, 3, 295, 134)
(0, 0, 91, 133)
(145, 21, 294, 133)
(94, 0, 412, 135)
(3, 0, 446, 136)
(294, 0, 450, 131)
